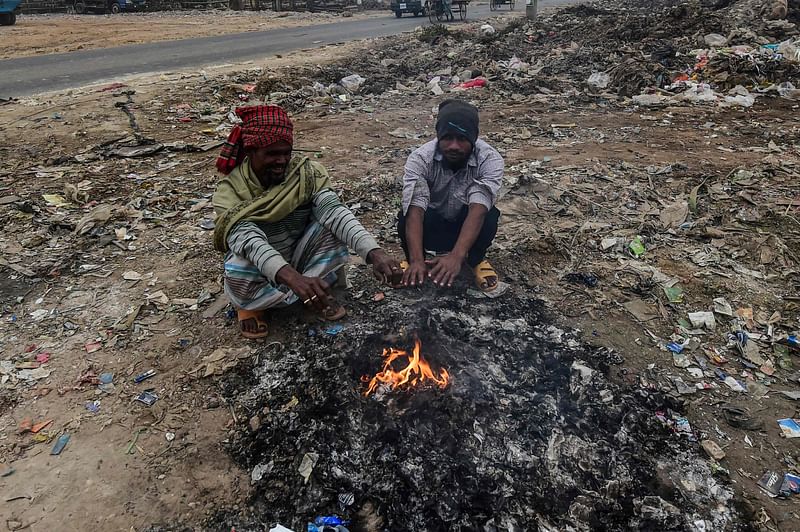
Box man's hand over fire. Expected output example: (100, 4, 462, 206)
(428, 254, 463, 287)
(367, 249, 402, 287)
(402, 260, 427, 287)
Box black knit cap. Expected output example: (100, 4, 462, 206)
(435, 99, 479, 146)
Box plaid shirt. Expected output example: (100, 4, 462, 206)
(401, 139, 504, 221)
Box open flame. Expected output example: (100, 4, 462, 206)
(362, 339, 450, 397)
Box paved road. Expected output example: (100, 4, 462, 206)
(1, 4, 523, 98)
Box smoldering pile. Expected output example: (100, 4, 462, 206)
(210, 288, 742, 531)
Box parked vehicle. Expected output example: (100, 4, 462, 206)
(0, 0, 21, 25)
(426, 0, 468, 21)
(73, 0, 147, 14)
(390, 0, 425, 17)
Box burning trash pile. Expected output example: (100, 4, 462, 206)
(212, 288, 741, 531)
(250, 0, 800, 114)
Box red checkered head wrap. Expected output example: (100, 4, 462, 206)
(216, 105, 294, 175)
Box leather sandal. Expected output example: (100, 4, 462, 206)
(473, 260, 499, 293)
(237, 309, 269, 339)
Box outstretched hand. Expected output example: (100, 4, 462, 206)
(428, 254, 464, 287)
(402, 260, 427, 287)
(368, 249, 403, 287)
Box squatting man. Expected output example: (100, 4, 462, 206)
(212, 101, 504, 339)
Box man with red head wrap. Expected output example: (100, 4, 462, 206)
(213, 105, 401, 339)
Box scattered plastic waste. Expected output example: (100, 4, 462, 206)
(628, 236, 646, 257)
(135, 391, 158, 406)
(337, 492, 355, 511)
(134, 369, 157, 383)
(323, 324, 344, 336)
(758, 471, 783, 497)
(51, 433, 70, 455)
(777, 418, 800, 438)
(666, 342, 684, 353)
(587, 71, 611, 89)
(314, 516, 350, 527)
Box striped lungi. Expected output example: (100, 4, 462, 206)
(223, 221, 350, 311)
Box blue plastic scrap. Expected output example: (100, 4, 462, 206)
(314, 516, 349, 526)
(666, 342, 684, 353)
(323, 325, 344, 336)
(134, 369, 156, 383)
(307, 524, 350, 532)
(51, 433, 70, 455)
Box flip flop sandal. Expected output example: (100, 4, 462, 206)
(721, 405, 763, 430)
(473, 260, 499, 293)
(237, 309, 269, 339)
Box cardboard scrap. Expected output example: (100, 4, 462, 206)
(194, 347, 252, 377)
(623, 299, 659, 322)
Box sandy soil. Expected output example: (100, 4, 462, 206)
(0, 9, 386, 59)
(1, 21, 799, 530)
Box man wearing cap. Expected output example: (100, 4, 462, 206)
(213, 105, 401, 339)
(398, 99, 504, 292)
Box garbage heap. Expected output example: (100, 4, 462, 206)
(253, 0, 800, 110)
(210, 289, 740, 531)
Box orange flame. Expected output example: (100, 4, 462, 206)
(362, 339, 450, 397)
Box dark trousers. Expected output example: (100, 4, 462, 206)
(397, 206, 500, 268)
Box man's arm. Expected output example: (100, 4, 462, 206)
(448, 145, 503, 260)
(312, 189, 402, 285)
(401, 151, 432, 286)
(227, 221, 288, 283)
(405, 206, 426, 264)
(451, 203, 488, 259)
(312, 188, 380, 259)
(402, 205, 428, 286)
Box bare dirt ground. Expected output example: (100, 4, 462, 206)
(1, 4, 800, 530)
(0, 9, 385, 59)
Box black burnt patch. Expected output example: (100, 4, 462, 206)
(213, 288, 745, 531)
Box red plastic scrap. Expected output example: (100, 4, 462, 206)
(84, 341, 102, 354)
(456, 78, 487, 90)
(31, 419, 53, 434)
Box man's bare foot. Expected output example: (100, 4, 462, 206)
(238, 309, 269, 339)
